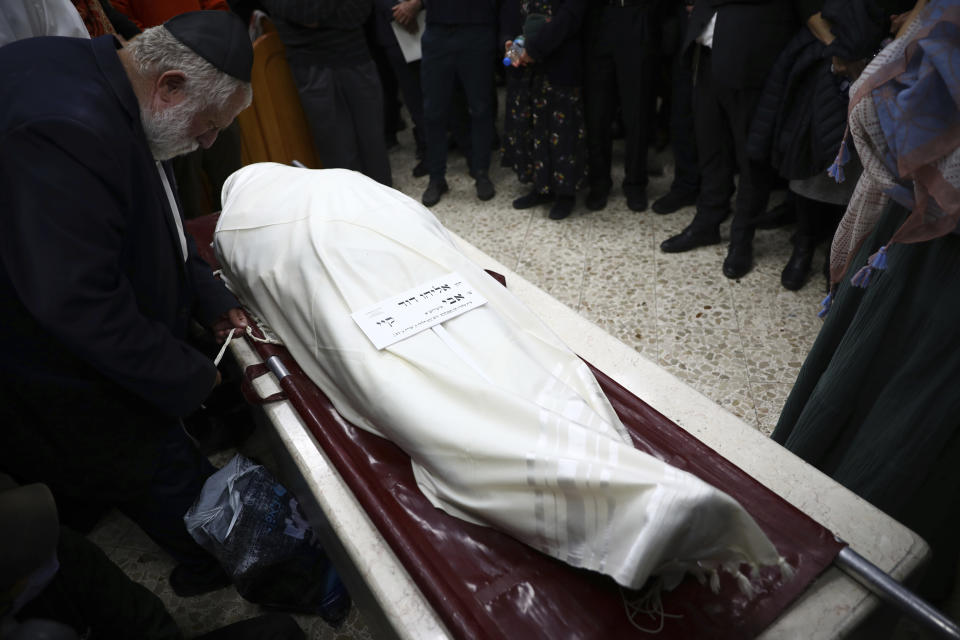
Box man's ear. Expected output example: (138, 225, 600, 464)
(154, 70, 188, 108)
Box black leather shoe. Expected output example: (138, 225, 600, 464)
(626, 190, 648, 213)
(585, 189, 608, 211)
(513, 190, 553, 209)
(411, 160, 428, 178)
(660, 226, 721, 253)
(548, 195, 575, 220)
(475, 173, 495, 201)
(422, 179, 449, 206)
(781, 237, 816, 290)
(722, 242, 754, 279)
(652, 189, 698, 214)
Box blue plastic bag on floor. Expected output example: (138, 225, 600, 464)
(184, 455, 349, 625)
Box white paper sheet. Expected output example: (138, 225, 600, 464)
(390, 11, 426, 63)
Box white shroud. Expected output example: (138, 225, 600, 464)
(215, 163, 783, 590)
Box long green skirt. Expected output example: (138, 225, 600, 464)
(773, 201, 960, 597)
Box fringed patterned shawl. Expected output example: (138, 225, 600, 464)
(829, 0, 960, 289)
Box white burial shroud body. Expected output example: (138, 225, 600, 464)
(215, 163, 783, 591)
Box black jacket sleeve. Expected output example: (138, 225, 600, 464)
(0, 120, 219, 416)
(187, 232, 240, 327)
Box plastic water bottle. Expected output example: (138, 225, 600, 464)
(503, 35, 525, 66)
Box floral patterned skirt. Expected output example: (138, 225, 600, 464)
(502, 71, 586, 196)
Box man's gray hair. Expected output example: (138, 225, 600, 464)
(127, 24, 252, 110)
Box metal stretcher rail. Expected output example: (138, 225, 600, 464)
(835, 547, 960, 639)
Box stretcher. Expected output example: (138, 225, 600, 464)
(185, 207, 949, 639)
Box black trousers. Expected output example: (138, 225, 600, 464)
(421, 23, 496, 181)
(18, 527, 183, 639)
(583, 4, 657, 196)
(794, 193, 844, 242)
(289, 57, 393, 187)
(0, 379, 217, 572)
(18, 527, 305, 639)
(669, 49, 699, 195)
(690, 47, 774, 243)
(118, 424, 217, 572)
(384, 44, 425, 154)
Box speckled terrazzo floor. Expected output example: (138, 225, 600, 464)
(87, 103, 958, 638)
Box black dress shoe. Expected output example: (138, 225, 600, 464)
(411, 160, 428, 178)
(548, 195, 575, 220)
(626, 190, 648, 213)
(512, 190, 553, 209)
(781, 237, 816, 290)
(722, 242, 754, 279)
(652, 189, 698, 214)
(421, 179, 448, 206)
(475, 173, 495, 201)
(585, 189, 608, 211)
(660, 226, 721, 253)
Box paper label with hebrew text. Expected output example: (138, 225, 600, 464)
(351, 272, 487, 349)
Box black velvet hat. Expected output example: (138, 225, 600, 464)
(164, 11, 253, 83)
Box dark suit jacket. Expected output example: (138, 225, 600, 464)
(684, 0, 800, 89)
(0, 35, 237, 418)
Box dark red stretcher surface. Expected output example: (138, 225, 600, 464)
(188, 215, 845, 639)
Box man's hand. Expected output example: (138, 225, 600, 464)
(890, 12, 909, 34)
(212, 307, 249, 344)
(831, 56, 867, 80)
(392, 0, 422, 31)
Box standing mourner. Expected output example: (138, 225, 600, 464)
(582, 0, 662, 214)
(262, 0, 393, 186)
(651, 0, 700, 215)
(372, 0, 428, 178)
(419, 0, 499, 207)
(500, 0, 589, 220)
(773, 0, 960, 601)
(660, 0, 799, 279)
(0, 11, 252, 596)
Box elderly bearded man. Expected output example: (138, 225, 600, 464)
(0, 11, 252, 596)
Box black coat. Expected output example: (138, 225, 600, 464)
(683, 0, 800, 89)
(747, 29, 849, 179)
(0, 35, 237, 417)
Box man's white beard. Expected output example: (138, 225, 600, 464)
(141, 98, 204, 161)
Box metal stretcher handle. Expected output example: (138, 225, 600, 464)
(241, 362, 286, 404)
(836, 547, 960, 639)
(265, 355, 291, 381)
